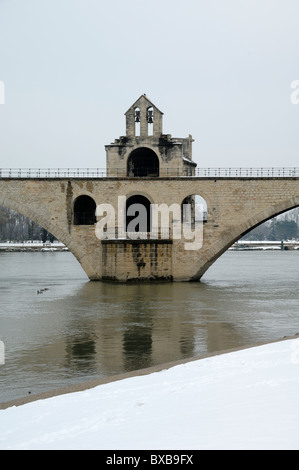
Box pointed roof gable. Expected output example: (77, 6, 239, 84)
(125, 94, 163, 115)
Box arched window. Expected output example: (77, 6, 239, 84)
(126, 195, 151, 233)
(181, 194, 208, 224)
(74, 195, 96, 225)
(127, 147, 159, 177)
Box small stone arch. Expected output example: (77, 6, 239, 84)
(73, 195, 96, 225)
(126, 194, 151, 233)
(181, 194, 208, 224)
(127, 147, 159, 177)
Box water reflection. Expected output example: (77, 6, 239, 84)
(2, 251, 299, 402)
(32, 280, 246, 380)
(65, 334, 97, 373)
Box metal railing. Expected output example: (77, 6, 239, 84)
(1, 167, 299, 179)
(196, 167, 299, 178)
(0, 168, 108, 178)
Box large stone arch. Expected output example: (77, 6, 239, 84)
(0, 194, 98, 280)
(193, 195, 299, 280)
(0, 194, 71, 246)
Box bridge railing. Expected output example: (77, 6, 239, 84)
(0, 168, 108, 178)
(196, 167, 299, 177)
(0, 167, 299, 178)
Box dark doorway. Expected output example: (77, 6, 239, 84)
(74, 195, 96, 225)
(127, 147, 159, 177)
(126, 195, 151, 232)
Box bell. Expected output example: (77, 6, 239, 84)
(147, 110, 153, 123)
(135, 110, 140, 122)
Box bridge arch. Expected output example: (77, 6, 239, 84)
(195, 195, 299, 280)
(0, 194, 96, 279)
(0, 195, 70, 247)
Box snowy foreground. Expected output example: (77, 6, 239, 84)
(1, 338, 299, 450)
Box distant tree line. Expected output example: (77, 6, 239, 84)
(0, 206, 56, 242)
(242, 208, 299, 241)
(242, 219, 298, 241)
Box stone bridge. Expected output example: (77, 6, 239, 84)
(1, 174, 299, 282)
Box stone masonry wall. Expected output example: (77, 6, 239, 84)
(1, 177, 299, 281)
(101, 240, 173, 281)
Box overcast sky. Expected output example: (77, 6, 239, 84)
(0, 0, 299, 170)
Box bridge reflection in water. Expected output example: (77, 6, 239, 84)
(2, 250, 299, 403)
(12, 280, 244, 377)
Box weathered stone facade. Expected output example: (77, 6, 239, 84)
(101, 239, 173, 282)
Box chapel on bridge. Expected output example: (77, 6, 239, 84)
(105, 94, 196, 177)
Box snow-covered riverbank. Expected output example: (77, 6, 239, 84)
(0, 338, 299, 450)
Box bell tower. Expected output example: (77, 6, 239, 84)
(125, 94, 163, 138)
(105, 94, 196, 177)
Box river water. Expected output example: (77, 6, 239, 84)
(1, 250, 299, 403)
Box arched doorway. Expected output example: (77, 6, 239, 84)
(74, 195, 96, 225)
(127, 147, 159, 177)
(126, 195, 151, 233)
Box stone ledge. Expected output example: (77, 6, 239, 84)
(101, 239, 173, 245)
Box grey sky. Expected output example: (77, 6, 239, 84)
(0, 0, 299, 169)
